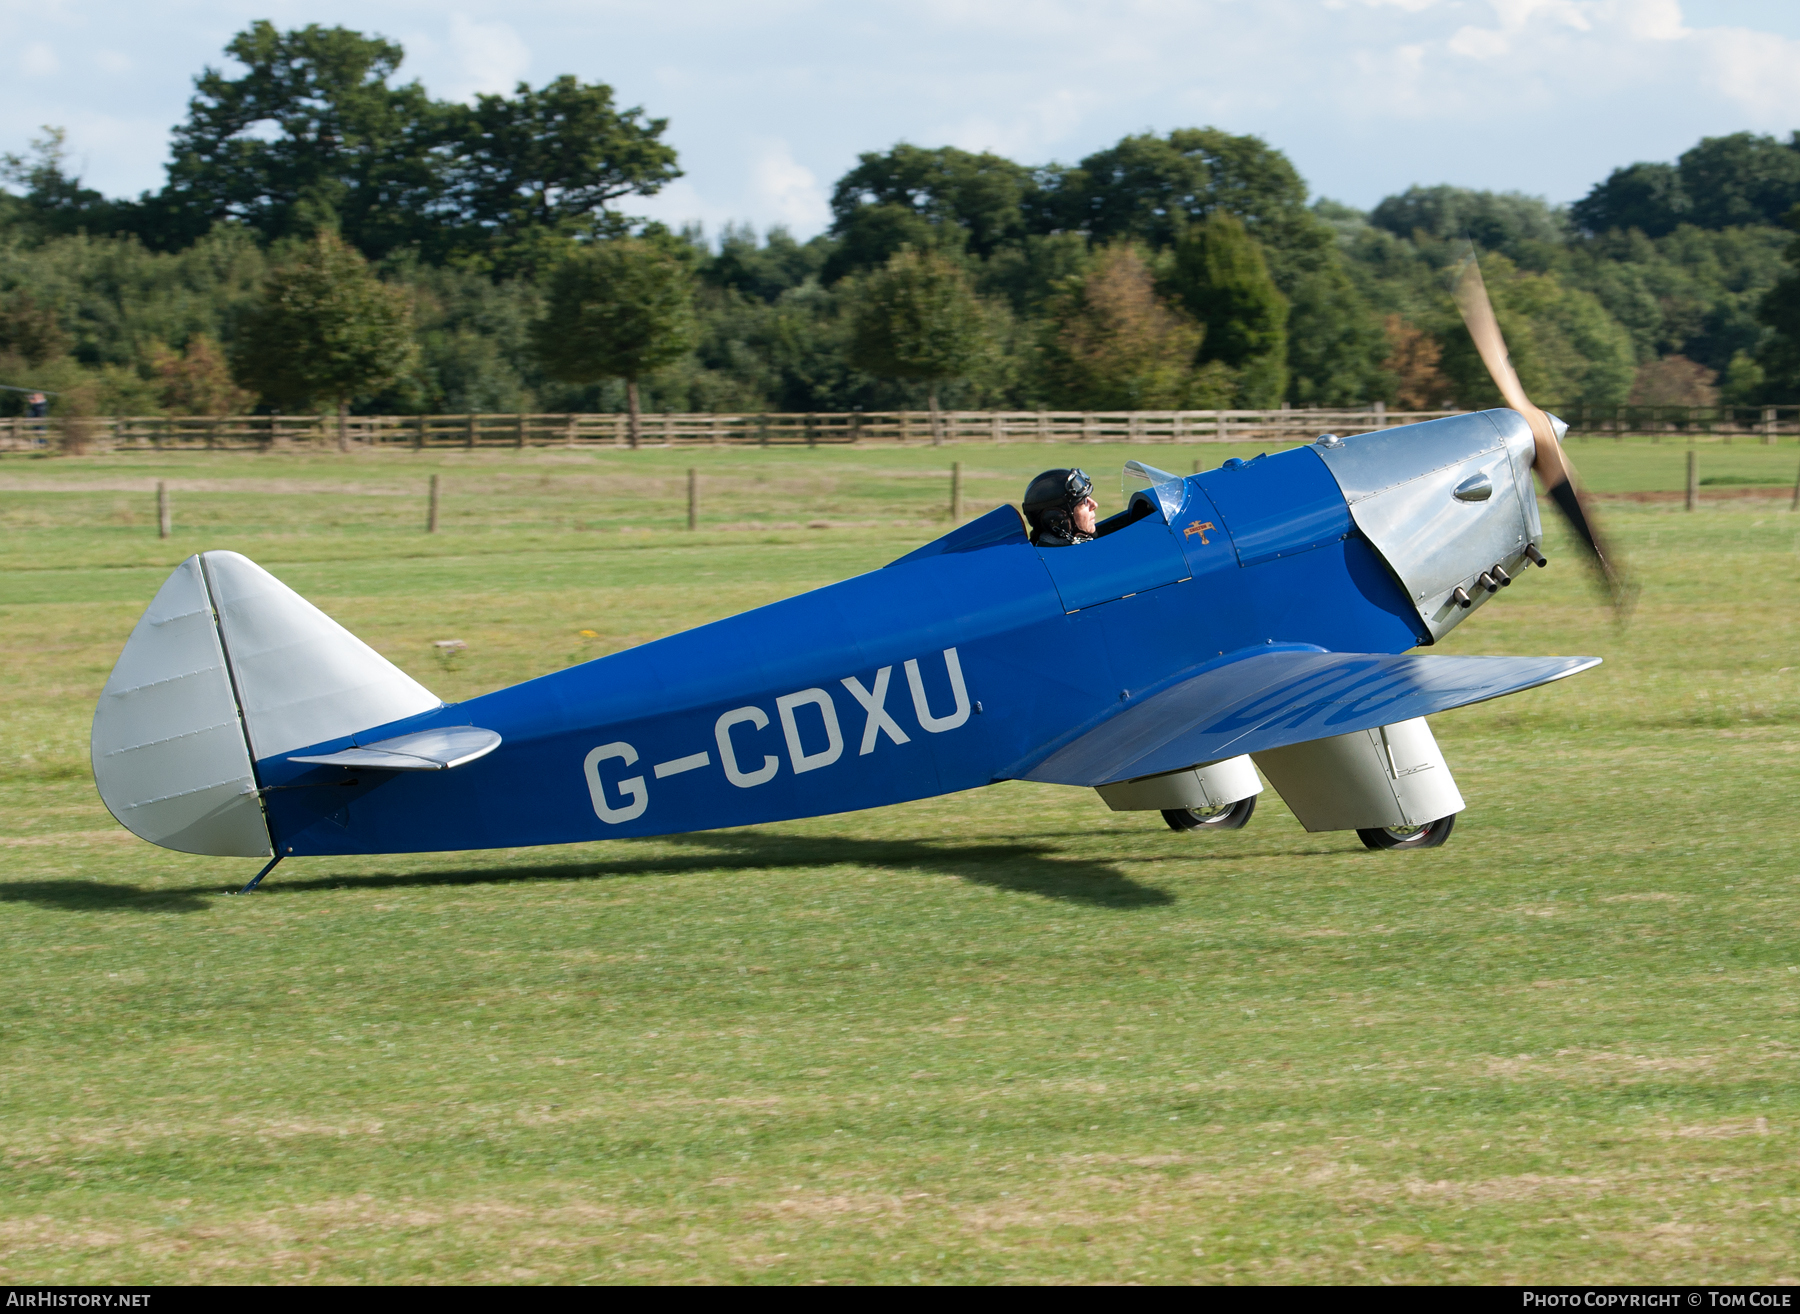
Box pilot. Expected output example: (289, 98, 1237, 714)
(1022, 467, 1098, 547)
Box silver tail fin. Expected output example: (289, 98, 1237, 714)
(91, 551, 442, 857)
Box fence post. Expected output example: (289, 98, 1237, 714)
(1765, 406, 1778, 445)
(566, 413, 578, 447)
(466, 413, 477, 449)
(951, 461, 963, 523)
(1686, 450, 1698, 512)
(157, 482, 171, 539)
(428, 474, 440, 533)
(1373, 400, 1386, 429)
(516, 412, 527, 449)
(688, 467, 698, 531)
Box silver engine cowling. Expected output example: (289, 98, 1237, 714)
(1313, 409, 1546, 642)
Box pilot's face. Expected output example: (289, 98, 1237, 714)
(1072, 495, 1098, 534)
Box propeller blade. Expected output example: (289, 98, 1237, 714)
(1451, 254, 1628, 611)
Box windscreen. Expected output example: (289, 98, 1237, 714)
(1121, 460, 1187, 523)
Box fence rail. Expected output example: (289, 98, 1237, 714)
(5, 404, 1798, 453)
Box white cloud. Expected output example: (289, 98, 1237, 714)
(95, 50, 131, 74)
(1694, 24, 1800, 122)
(445, 14, 531, 100)
(749, 138, 830, 233)
(1447, 24, 1511, 57)
(23, 42, 59, 76)
(943, 89, 1093, 160)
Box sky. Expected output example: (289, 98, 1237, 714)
(4, 0, 1800, 242)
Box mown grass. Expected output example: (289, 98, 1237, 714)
(1, 439, 1797, 1284)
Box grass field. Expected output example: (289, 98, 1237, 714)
(2, 437, 1798, 1284)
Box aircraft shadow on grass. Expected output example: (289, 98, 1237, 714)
(0, 879, 216, 914)
(1, 832, 1173, 913)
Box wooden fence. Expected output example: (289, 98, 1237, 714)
(4, 404, 1798, 453)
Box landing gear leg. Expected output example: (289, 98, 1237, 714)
(235, 854, 283, 895)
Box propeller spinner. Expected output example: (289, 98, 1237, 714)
(1451, 255, 1628, 612)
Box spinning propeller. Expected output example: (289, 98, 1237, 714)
(1451, 254, 1629, 613)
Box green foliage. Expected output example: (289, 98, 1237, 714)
(449, 74, 681, 275)
(12, 25, 1800, 419)
(1567, 224, 1788, 371)
(1437, 255, 1636, 408)
(1573, 132, 1800, 238)
(233, 230, 418, 411)
(1050, 128, 1310, 254)
(705, 223, 833, 303)
(1283, 253, 1386, 407)
(1165, 213, 1288, 406)
(1368, 185, 1570, 268)
(156, 23, 445, 256)
(532, 238, 697, 388)
(1042, 243, 1222, 410)
(847, 248, 987, 397)
(826, 144, 1033, 281)
(151, 333, 255, 414)
(0, 128, 120, 241)
(131, 22, 674, 267)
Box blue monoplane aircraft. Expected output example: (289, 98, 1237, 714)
(91, 261, 1619, 892)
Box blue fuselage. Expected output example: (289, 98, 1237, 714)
(260, 446, 1425, 856)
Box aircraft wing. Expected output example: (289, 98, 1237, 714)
(1015, 648, 1599, 787)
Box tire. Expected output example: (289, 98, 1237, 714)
(1162, 796, 1256, 832)
(1357, 813, 1456, 851)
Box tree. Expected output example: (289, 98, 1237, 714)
(1627, 355, 1718, 407)
(1284, 255, 1386, 406)
(1754, 207, 1800, 398)
(157, 23, 446, 256)
(1041, 243, 1218, 411)
(1573, 134, 1800, 237)
(1676, 133, 1800, 231)
(1048, 128, 1320, 262)
(447, 75, 680, 274)
(532, 238, 697, 447)
(704, 223, 831, 303)
(0, 289, 69, 365)
(1369, 185, 1570, 264)
(153, 334, 256, 414)
(847, 248, 987, 441)
(825, 144, 1034, 281)
(233, 230, 419, 448)
(0, 127, 119, 240)
(1436, 256, 1636, 409)
(1165, 212, 1289, 406)
(148, 23, 678, 265)
(1380, 317, 1453, 410)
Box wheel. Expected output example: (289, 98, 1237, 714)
(1162, 796, 1256, 832)
(1357, 813, 1456, 851)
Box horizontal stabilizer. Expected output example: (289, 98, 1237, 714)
(290, 727, 501, 772)
(1018, 648, 1599, 787)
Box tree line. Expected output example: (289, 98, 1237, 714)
(6, 21, 1800, 428)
